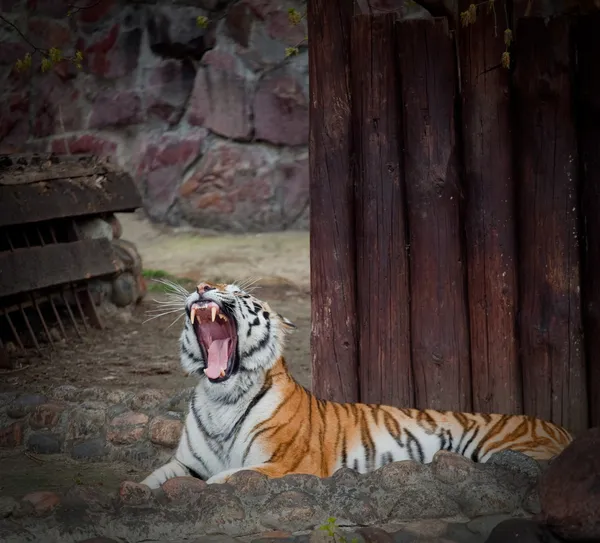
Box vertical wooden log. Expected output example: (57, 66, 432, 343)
(308, 0, 359, 403)
(458, 0, 521, 415)
(397, 18, 472, 412)
(576, 13, 600, 428)
(352, 14, 413, 407)
(514, 17, 588, 434)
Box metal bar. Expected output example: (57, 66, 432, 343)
(3, 309, 23, 349)
(49, 225, 58, 244)
(48, 294, 67, 339)
(36, 226, 45, 246)
(30, 293, 53, 347)
(60, 289, 82, 338)
(71, 284, 89, 331)
(5, 231, 14, 251)
(19, 304, 40, 352)
(79, 287, 103, 329)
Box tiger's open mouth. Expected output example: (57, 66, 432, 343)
(190, 301, 237, 382)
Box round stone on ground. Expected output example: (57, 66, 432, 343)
(7, 394, 47, 418)
(430, 450, 478, 484)
(149, 415, 183, 447)
(107, 411, 148, 445)
(539, 426, 600, 541)
(21, 491, 61, 516)
(118, 481, 152, 505)
(29, 403, 64, 429)
(226, 469, 270, 495)
(161, 476, 206, 501)
(111, 272, 138, 307)
(26, 432, 62, 454)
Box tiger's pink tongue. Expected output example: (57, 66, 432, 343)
(205, 338, 231, 379)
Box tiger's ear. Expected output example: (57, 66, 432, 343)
(281, 316, 296, 330)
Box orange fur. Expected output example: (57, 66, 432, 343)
(248, 358, 572, 479)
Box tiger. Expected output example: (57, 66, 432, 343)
(140, 280, 573, 489)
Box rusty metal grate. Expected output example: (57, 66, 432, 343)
(0, 218, 103, 360)
(0, 153, 142, 368)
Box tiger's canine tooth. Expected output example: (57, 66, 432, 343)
(211, 306, 217, 322)
(219, 368, 226, 377)
(191, 307, 196, 324)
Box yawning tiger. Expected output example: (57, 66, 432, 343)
(140, 280, 572, 488)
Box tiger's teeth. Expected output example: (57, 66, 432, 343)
(219, 314, 228, 322)
(190, 307, 196, 324)
(203, 369, 209, 376)
(211, 306, 217, 322)
(219, 369, 226, 377)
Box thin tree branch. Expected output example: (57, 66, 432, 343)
(67, 0, 105, 15)
(0, 14, 43, 54)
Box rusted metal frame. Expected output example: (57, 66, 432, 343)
(2, 309, 23, 349)
(59, 289, 82, 338)
(48, 294, 67, 339)
(29, 293, 54, 347)
(18, 303, 40, 352)
(78, 286, 103, 329)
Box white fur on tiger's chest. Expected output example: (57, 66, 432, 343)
(175, 383, 283, 478)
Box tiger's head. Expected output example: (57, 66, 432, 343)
(178, 281, 296, 385)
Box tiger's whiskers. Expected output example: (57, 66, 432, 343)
(143, 278, 189, 327)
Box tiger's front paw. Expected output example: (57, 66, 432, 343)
(206, 472, 231, 485)
(140, 459, 190, 489)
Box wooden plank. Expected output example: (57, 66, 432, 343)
(0, 239, 123, 298)
(308, 0, 359, 403)
(458, 0, 521, 415)
(351, 14, 413, 407)
(514, 17, 588, 434)
(0, 155, 107, 185)
(397, 18, 471, 412)
(576, 13, 600, 428)
(0, 172, 142, 227)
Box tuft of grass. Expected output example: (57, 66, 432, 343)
(142, 269, 197, 294)
(319, 517, 359, 543)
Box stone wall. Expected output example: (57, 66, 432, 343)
(0, 0, 428, 232)
(1, 0, 312, 232)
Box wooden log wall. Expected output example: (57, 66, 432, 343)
(397, 19, 471, 412)
(513, 18, 588, 434)
(352, 14, 413, 406)
(458, 0, 521, 416)
(308, 0, 359, 403)
(309, 4, 596, 432)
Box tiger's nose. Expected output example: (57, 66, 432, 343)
(197, 282, 215, 293)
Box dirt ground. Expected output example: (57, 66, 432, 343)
(0, 450, 145, 498)
(1, 211, 313, 393)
